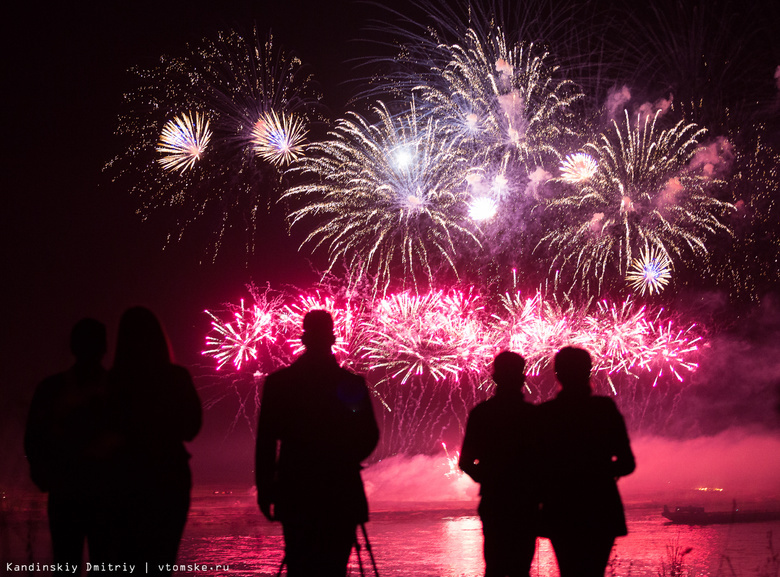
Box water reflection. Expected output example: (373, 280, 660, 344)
(5, 490, 778, 576)
(176, 494, 780, 577)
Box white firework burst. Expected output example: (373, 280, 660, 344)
(626, 244, 673, 295)
(559, 152, 597, 183)
(468, 196, 498, 221)
(252, 109, 308, 166)
(157, 111, 212, 172)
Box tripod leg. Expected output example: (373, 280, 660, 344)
(354, 531, 365, 577)
(360, 523, 379, 577)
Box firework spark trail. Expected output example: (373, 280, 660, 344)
(363, 290, 495, 386)
(639, 316, 701, 386)
(709, 130, 780, 303)
(441, 442, 463, 478)
(284, 102, 480, 293)
(359, 289, 496, 453)
(197, 369, 266, 435)
(495, 291, 574, 380)
(584, 299, 650, 393)
(108, 27, 319, 257)
(541, 110, 734, 296)
(493, 291, 703, 395)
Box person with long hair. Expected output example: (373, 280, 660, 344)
(109, 306, 202, 575)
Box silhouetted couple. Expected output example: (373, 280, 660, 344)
(459, 347, 636, 577)
(255, 310, 379, 577)
(25, 308, 202, 576)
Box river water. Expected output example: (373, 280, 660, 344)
(177, 491, 780, 577)
(3, 487, 778, 576)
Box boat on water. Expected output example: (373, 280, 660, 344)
(662, 504, 780, 525)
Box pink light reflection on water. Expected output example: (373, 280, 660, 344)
(176, 493, 780, 577)
(7, 489, 779, 576)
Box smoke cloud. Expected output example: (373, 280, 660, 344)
(658, 177, 684, 207)
(637, 95, 673, 125)
(606, 85, 631, 119)
(364, 453, 479, 503)
(621, 430, 780, 501)
(525, 167, 552, 198)
(689, 136, 734, 177)
(360, 430, 780, 506)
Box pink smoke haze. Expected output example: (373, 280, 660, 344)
(690, 136, 734, 177)
(606, 85, 631, 119)
(525, 167, 552, 198)
(637, 95, 673, 125)
(613, 430, 780, 502)
(659, 177, 684, 207)
(364, 453, 479, 503)
(360, 430, 780, 505)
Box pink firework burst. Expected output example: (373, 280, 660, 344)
(586, 298, 649, 384)
(496, 291, 577, 377)
(278, 291, 361, 364)
(203, 299, 276, 370)
(639, 315, 702, 386)
(364, 289, 495, 385)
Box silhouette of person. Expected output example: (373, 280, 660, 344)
(539, 346, 635, 577)
(459, 351, 539, 577)
(107, 307, 202, 576)
(256, 310, 379, 577)
(25, 318, 112, 573)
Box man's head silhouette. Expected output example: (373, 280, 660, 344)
(301, 310, 336, 353)
(492, 350, 526, 390)
(554, 346, 592, 389)
(70, 318, 107, 365)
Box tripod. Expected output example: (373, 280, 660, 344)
(274, 522, 379, 576)
(354, 523, 380, 577)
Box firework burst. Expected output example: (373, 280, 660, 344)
(585, 298, 650, 382)
(495, 291, 577, 378)
(252, 109, 308, 166)
(541, 110, 734, 296)
(362, 290, 494, 386)
(626, 244, 673, 295)
(415, 27, 583, 170)
(203, 299, 276, 371)
(108, 27, 319, 257)
(468, 196, 498, 221)
(157, 111, 212, 172)
(558, 151, 598, 183)
(201, 285, 706, 452)
(284, 102, 480, 293)
(639, 316, 701, 386)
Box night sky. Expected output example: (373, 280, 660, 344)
(1, 0, 410, 488)
(2, 0, 779, 490)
